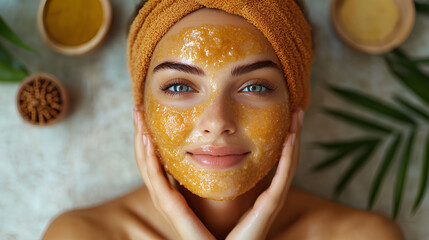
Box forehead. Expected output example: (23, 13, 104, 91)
(151, 8, 279, 69)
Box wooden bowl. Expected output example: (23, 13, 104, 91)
(16, 73, 69, 126)
(331, 0, 415, 54)
(37, 0, 112, 56)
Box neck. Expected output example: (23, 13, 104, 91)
(175, 173, 274, 239)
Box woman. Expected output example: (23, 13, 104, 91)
(43, 0, 404, 239)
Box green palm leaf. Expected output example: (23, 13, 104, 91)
(312, 138, 379, 150)
(324, 108, 393, 133)
(394, 96, 429, 122)
(0, 16, 34, 52)
(368, 133, 402, 209)
(313, 139, 379, 171)
(335, 144, 378, 196)
(393, 130, 416, 218)
(313, 149, 355, 171)
(385, 56, 429, 105)
(0, 42, 28, 73)
(329, 85, 415, 125)
(413, 133, 429, 211)
(0, 60, 28, 82)
(415, 2, 429, 13)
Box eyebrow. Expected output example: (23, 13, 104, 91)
(153, 61, 205, 76)
(231, 60, 280, 76)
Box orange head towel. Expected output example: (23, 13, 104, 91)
(128, 0, 313, 111)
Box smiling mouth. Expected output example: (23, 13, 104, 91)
(187, 152, 250, 169)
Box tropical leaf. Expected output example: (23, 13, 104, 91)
(394, 96, 429, 122)
(334, 143, 378, 196)
(390, 49, 426, 71)
(0, 42, 28, 74)
(0, 60, 28, 82)
(313, 138, 379, 171)
(324, 108, 393, 133)
(413, 133, 429, 211)
(368, 133, 402, 209)
(312, 138, 379, 150)
(393, 130, 416, 218)
(415, 2, 429, 13)
(0, 16, 34, 52)
(385, 54, 429, 105)
(329, 85, 415, 125)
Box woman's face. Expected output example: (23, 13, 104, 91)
(143, 9, 290, 200)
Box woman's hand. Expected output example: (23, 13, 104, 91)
(133, 107, 216, 240)
(226, 109, 303, 240)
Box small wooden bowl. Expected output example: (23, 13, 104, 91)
(37, 0, 112, 56)
(16, 73, 69, 126)
(331, 0, 415, 54)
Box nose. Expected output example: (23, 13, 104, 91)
(196, 95, 237, 137)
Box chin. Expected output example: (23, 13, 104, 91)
(158, 142, 285, 201)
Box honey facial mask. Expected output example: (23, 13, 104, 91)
(154, 24, 271, 73)
(144, 25, 290, 200)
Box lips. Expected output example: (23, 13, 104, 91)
(187, 145, 250, 169)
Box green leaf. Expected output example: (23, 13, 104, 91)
(335, 144, 378, 196)
(385, 56, 429, 105)
(393, 130, 416, 219)
(413, 132, 429, 212)
(313, 138, 379, 151)
(0, 60, 28, 82)
(394, 96, 429, 122)
(0, 16, 34, 52)
(415, 2, 429, 13)
(390, 49, 425, 70)
(0, 41, 28, 74)
(368, 133, 402, 209)
(329, 85, 415, 125)
(324, 108, 393, 134)
(313, 147, 364, 171)
(408, 58, 429, 64)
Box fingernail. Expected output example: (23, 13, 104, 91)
(298, 110, 304, 126)
(137, 112, 143, 132)
(286, 133, 296, 148)
(143, 135, 147, 145)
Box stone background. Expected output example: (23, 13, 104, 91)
(0, 0, 428, 239)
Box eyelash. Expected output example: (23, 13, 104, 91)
(160, 79, 275, 96)
(160, 79, 197, 96)
(239, 79, 275, 95)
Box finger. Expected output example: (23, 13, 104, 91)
(145, 135, 174, 193)
(134, 109, 145, 172)
(289, 109, 304, 176)
(141, 134, 153, 190)
(268, 132, 295, 196)
(133, 108, 153, 190)
(269, 110, 301, 192)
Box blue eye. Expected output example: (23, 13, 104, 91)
(167, 84, 194, 93)
(242, 84, 268, 93)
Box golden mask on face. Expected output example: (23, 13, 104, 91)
(144, 24, 290, 200)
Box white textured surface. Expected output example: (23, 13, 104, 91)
(0, 0, 428, 239)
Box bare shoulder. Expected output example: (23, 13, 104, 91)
(273, 188, 404, 240)
(42, 208, 108, 240)
(334, 207, 404, 240)
(42, 186, 172, 240)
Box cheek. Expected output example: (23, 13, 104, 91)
(234, 102, 290, 160)
(144, 91, 207, 161)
